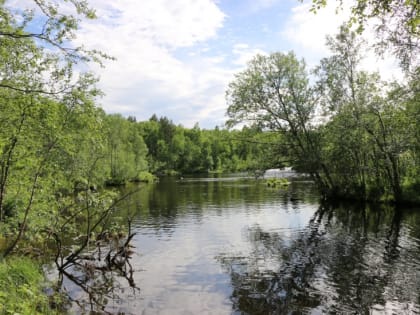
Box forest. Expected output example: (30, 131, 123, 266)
(0, 0, 419, 313)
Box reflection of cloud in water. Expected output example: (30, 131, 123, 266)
(129, 223, 233, 314)
(125, 194, 319, 314)
(66, 178, 420, 314)
(218, 204, 420, 314)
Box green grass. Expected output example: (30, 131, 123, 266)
(0, 257, 58, 315)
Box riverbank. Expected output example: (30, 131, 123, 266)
(0, 257, 59, 314)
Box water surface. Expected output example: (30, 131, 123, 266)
(65, 175, 420, 314)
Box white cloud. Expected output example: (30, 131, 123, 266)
(9, 0, 404, 128)
(282, 2, 352, 63)
(10, 0, 228, 114)
(71, 0, 229, 127)
(282, 1, 402, 80)
(232, 43, 267, 67)
(360, 52, 403, 82)
(85, 0, 225, 48)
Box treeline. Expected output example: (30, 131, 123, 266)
(73, 111, 284, 186)
(226, 26, 419, 204)
(137, 115, 282, 175)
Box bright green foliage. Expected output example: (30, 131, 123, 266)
(0, 81, 107, 252)
(226, 25, 419, 204)
(226, 51, 329, 189)
(0, 0, 142, 310)
(0, 0, 118, 258)
(316, 26, 418, 203)
(138, 116, 284, 175)
(266, 178, 290, 188)
(305, 0, 419, 72)
(137, 171, 158, 183)
(103, 114, 148, 185)
(0, 257, 57, 314)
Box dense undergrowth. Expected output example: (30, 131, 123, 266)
(0, 258, 60, 315)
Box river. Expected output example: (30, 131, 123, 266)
(60, 174, 420, 314)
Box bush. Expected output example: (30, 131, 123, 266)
(0, 257, 57, 314)
(136, 171, 159, 183)
(402, 178, 420, 203)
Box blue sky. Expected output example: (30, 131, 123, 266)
(15, 0, 401, 128)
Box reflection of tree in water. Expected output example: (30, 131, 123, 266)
(56, 231, 140, 314)
(218, 205, 328, 314)
(59, 260, 137, 314)
(218, 203, 420, 314)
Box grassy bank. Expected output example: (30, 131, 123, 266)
(0, 257, 58, 315)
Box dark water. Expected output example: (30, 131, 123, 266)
(64, 175, 420, 314)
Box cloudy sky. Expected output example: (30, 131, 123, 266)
(22, 0, 402, 128)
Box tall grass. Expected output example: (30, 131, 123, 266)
(0, 257, 56, 315)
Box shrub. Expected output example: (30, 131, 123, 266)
(137, 171, 159, 183)
(0, 257, 57, 314)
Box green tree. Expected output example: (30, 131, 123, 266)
(305, 0, 419, 72)
(0, 85, 104, 256)
(103, 114, 148, 185)
(226, 52, 331, 192)
(316, 26, 417, 202)
(0, 0, 116, 257)
(139, 118, 161, 172)
(314, 26, 373, 198)
(0, 0, 107, 64)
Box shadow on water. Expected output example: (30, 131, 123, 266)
(217, 202, 420, 314)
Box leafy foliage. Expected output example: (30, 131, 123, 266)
(139, 116, 285, 175)
(226, 26, 419, 204)
(0, 257, 57, 314)
(305, 0, 419, 72)
(226, 51, 331, 191)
